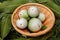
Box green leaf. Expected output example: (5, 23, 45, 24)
(12, 38, 31, 40)
(44, 0, 60, 18)
(1, 14, 12, 39)
(36, 0, 47, 3)
(53, 0, 60, 6)
(0, 11, 12, 19)
(0, 38, 3, 40)
(4, 30, 21, 39)
(0, 13, 6, 19)
(28, 0, 37, 3)
(40, 31, 53, 40)
(0, 2, 1, 5)
(41, 25, 47, 30)
(0, 0, 4, 2)
(0, 20, 1, 37)
(0, 0, 37, 13)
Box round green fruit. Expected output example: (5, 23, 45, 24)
(16, 18, 27, 29)
(28, 6, 39, 17)
(19, 10, 29, 19)
(28, 18, 42, 32)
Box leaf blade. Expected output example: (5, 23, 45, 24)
(1, 14, 12, 39)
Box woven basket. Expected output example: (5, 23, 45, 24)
(11, 3, 55, 37)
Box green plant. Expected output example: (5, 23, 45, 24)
(0, 0, 60, 40)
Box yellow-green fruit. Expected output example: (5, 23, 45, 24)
(38, 13, 45, 22)
(28, 18, 42, 32)
(16, 18, 27, 29)
(28, 6, 39, 17)
(19, 10, 29, 19)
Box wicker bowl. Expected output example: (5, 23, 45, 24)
(11, 3, 55, 37)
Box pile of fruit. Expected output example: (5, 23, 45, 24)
(16, 6, 46, 32)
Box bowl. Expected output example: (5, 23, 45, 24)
(11, 3, 55, 37)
